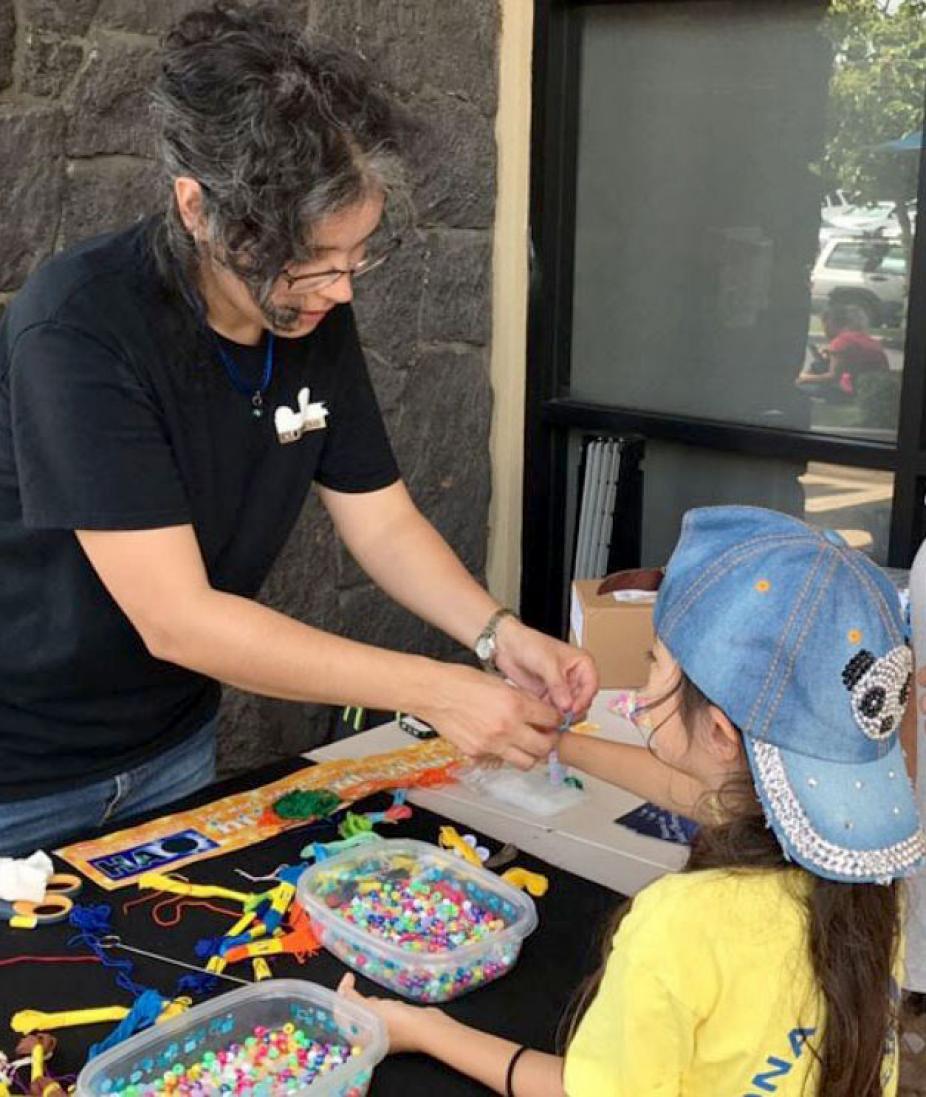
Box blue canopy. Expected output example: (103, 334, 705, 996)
(878, 130, 924, 152)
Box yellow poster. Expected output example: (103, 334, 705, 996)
(57, 739, 461, 890)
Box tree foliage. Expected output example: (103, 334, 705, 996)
(819, 0, 926, 257)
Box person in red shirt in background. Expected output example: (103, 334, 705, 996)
(796, 303, 890, 401)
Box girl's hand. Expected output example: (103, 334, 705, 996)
(338, 973, 444, 1055)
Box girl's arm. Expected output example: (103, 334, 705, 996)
(557, 733, 708, 820)
(418, 1014, 565, 1096)
(339, 975, 565, 1096)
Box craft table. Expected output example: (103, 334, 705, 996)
(309, 689, 687, 895)
(0, 756, 625, 1096)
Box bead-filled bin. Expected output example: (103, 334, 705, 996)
(296, 839, 538, 1003)
(75, 981, 387, 1097)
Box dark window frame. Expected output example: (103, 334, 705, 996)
(522, 0, 926, 636)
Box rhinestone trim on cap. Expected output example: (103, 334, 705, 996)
(752, 740, 926, 880)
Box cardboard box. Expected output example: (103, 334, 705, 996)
(568, 579, 655, 688)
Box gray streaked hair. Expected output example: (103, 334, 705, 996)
(150, 1, 411, 305)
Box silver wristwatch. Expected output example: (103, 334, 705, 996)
(474, 607, 516, 671)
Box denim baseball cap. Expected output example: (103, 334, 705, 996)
(654, 505, 925, 884)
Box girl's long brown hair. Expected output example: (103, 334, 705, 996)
(566, 675, 903, 1097)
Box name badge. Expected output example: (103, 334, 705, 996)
(274, 387, 328, 444)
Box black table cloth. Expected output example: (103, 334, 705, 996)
(0, 758, 622, 1095)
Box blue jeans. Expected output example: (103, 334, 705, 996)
(0, 718, 217, 857)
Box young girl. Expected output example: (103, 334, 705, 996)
(339, 506, 926, 1096)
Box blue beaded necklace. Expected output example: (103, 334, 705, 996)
(212, 331, 276, 418)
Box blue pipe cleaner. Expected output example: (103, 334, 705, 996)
(67, 903, 149, 999)
(87, 989, 165, 1060)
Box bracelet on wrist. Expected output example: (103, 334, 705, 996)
(505, 1045, 529, 1096)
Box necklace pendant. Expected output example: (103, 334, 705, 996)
(212, 331, 274, 418)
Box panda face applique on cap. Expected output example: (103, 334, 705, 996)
(841, 647, 912, 742)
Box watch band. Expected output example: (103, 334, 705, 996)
(474, 607, 516, 670)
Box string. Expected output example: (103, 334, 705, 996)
(151, 897, 241, 928)
(68, 904, 149, 998)
(121, 889, 165, 916)
(121, 872, 193, 916)
(0, 954, 101, 967)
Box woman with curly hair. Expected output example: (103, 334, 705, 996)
(0, 3, 595, 853)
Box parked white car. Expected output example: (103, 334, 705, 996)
(810, 237, 907, 327)
(819, 194, 916, 242)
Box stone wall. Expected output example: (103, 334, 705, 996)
(0, 0, 499, 772)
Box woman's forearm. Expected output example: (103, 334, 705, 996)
(146, 586, 561, 765)
(558, 733, 707, 819)
(320, 482, 500, 649)
(342, 507, 500, 648)
(75, 518, 563, 764)
(153, 585, 443, 713)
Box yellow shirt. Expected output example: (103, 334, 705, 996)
(563, 869, 900, 1097)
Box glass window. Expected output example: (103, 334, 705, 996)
(570, 1, 923, 443)
(881, 245, 907, 276)
(825, 243, 873, 271)
(638, 442, 893, 568)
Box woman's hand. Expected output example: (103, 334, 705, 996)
(338, 973, 444, 1055)
(494, 616, 599, 718)
(417, 662, 562, 770)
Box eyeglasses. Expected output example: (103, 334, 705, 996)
(279, 236, 402, 292)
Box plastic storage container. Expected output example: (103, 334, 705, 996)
(75, 981, 387, 1097)
(296, 839, 538, 1003)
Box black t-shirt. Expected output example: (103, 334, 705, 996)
(0, 219, 399, 800)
